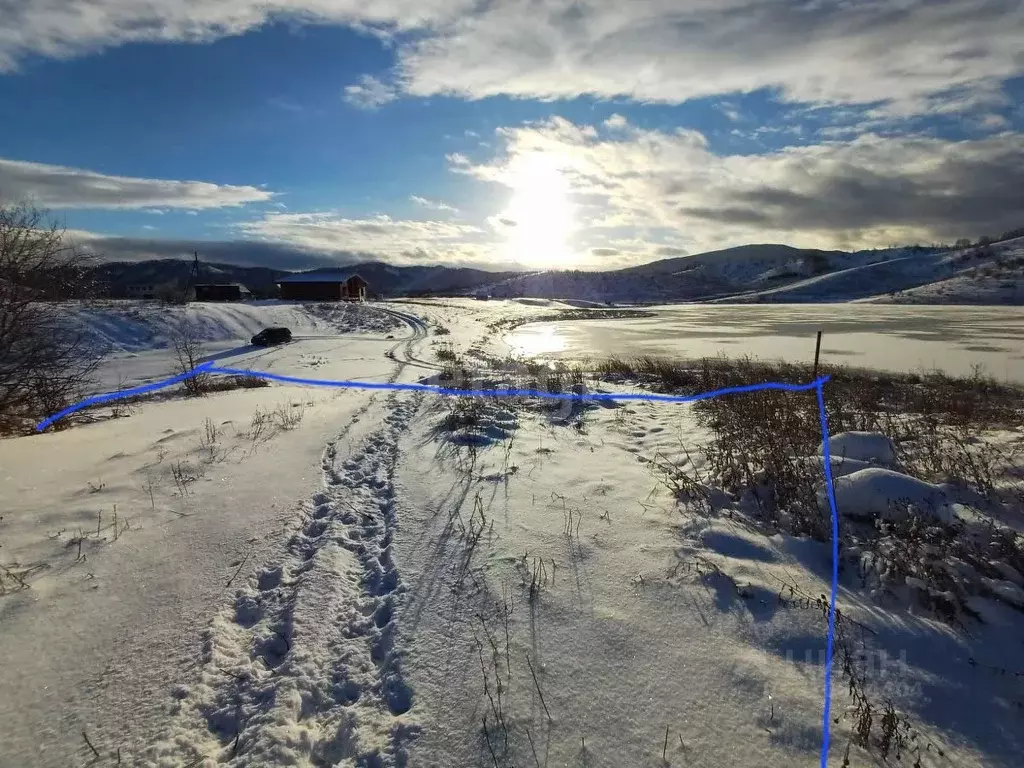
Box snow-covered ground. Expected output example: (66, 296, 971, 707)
(1, 299, 1022, 768)
(64, 300, 405, 393)
(68, 300, 403, 357)
(713, 238, 1024, 305)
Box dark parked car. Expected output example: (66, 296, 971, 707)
(251, 327, 292, 346)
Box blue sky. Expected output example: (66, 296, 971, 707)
(1, 1, 1022, 271)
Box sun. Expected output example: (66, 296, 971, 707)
(499, 152, 577, 266)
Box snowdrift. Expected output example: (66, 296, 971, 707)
(63, 300, 401, 356)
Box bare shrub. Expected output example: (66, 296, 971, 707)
(595, 354, 1024, 540)
(435, 343, 458, 362)
(169, 324, 210, 396)
(109, 375, 137, 419)
(649, 450, 711, 515)
(0, 204, 101, 433)
(272, 402, 305, 430)
(203, 374, 269, 392)
(438, 358, 476, 389)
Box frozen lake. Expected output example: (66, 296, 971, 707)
(505, 304, 1024, 382)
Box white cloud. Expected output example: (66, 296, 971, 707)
(603, 114, 628, 130)
(446, 152, 472, 169)
(716, 102, 742, 122)
(342, 74, 398, 109)
(0, 157, 273, 209)
(1, 2, 1021, 116)
(0, 0, 473, 72)
(397, 0, 1024, 114)
(62, 114, 1024, 271)
(974, 113, 1011, 131)
(237, 211, 491, 265)
(410, 194, 458, 213)
(458, 116, 1024, 254)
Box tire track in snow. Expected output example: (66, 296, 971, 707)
(145, 393, 423, 766)
(376, 307, 439, 373)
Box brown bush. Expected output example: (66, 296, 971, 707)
(0, 205, 101, 433)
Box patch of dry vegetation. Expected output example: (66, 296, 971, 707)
(1, 205, 102, 434)
(603, 354, 1024, 614)
(603, 355, 1024, 765)
(598, 355, 1022, 507)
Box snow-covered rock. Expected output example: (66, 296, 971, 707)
(802, 454, 874, 478)
(992, 562, 1024, 587)
(819, 431, 897, 466)
(820, 467, 951, 523)
(982, 578, 1024, 608)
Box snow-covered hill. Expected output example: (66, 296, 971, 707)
(718, 238, 1024, 304)
(472, 244, 921, 303)
(472, 240, 1024, 305)
(866, 237, 1024, 305)
(62, 300, 402, 356)
(89, 238, 1024, 306)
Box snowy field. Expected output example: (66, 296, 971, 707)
(1, 298, 1022, 768)
(63, 300, 406, 392)
(505, 304, 1024, 382)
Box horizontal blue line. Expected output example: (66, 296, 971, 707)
(34, 362, 216, 432)
(207, 364, 830, 404)
(35, 364, 831, 432)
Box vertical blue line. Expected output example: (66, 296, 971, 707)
(816, 381, 840, 768)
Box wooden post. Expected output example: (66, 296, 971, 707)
(813, 331, 823, 378)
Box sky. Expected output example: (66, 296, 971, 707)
(0, 0, 1022, 272)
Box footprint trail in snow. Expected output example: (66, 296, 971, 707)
(146, 393, 423, 766)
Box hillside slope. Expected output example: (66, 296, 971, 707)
(477, 244, 909, 303)
(88, 239, 1024, 305)
(89, 260, 517, 299)
(63, 300, 402, 356)
(867, 237, 1024, 305)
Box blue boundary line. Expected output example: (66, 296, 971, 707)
(816, 381, 840, 767)
(34, 364, 841, 767)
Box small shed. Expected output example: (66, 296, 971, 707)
(194, 283, 251, 301)
(277, 272, 368, 301)
(125, 283, 158, 299)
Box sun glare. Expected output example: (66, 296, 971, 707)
(501, 152, 576, 266)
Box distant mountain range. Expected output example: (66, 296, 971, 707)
(89, 239, 1024, 305)
(89, 260, 520, 299)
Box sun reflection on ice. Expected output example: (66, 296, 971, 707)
(506, 324, 568, 357)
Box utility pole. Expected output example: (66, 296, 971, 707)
(184, 251, 199, 303)
(813, 330, 823, 379)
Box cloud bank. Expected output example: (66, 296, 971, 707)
(0, 158, 273, 209)
(63, 117, 1024, 271)
(460, 117, 1024, 257)
(236, 211, 493, 266)
(2, 1, 1021, 115)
